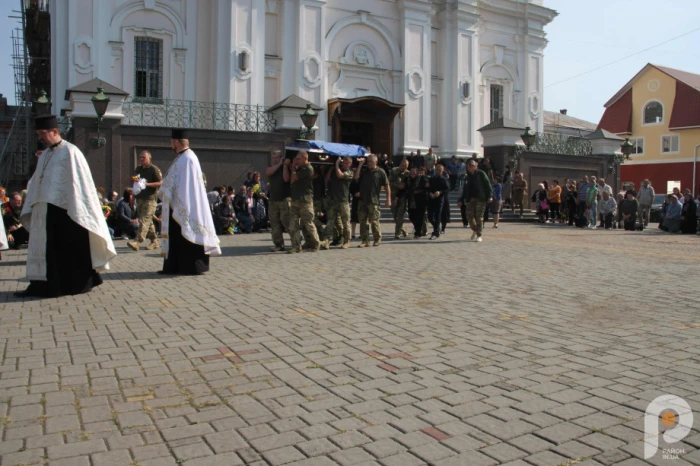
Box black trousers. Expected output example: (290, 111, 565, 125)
(23, 204, 102, 297)
(603, 213, 613, 229)
(161, 213, 210, 275)
(549, 202, 560, 220)
(427, 199, 443, 236)
(9, 225, 29, 248)
(409, 206, 427, 237)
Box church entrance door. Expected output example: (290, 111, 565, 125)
(328, 97, 404, 158)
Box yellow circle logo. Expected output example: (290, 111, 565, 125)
(661, 410, 677, 427)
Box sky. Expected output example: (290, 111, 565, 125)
(0, 0, 697, 126)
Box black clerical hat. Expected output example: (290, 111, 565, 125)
(35, 114, 59, 130)
(171, 128, 188, 139)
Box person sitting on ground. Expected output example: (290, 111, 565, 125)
(598, 191, 617, 230)
(681, 192, 697, 234)
(214, 194, 236, 235)
(207, 185, 225, 210)
(3, 192, 29, 249)
(116, 188, 139, 239)
(233, 185, 255, 233)
(662, 194, 682, 233)
(619, 190, 640, 231)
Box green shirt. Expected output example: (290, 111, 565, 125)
(290, 164, 314, 201)
(389, 167, 409, 196)
(267, 165, 290, 201)
(328, 169, 353, 201)
(425, 153, 438, 169)
(134, 164, 163, 200)
(359, 167, 389, 205)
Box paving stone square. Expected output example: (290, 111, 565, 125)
(0, 224, 699, 465)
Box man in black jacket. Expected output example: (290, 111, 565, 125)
(427, 165, 449, 240)
(458, 160, 493, 242)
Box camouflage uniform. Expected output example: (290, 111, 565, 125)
(268, 199, 291, 248)
(267, 163, 291, 248)
(289, 164, 320, 250)
(358, 201, 381, 243)
(357, 167, 389, 245)
(389, 166, 409, 237)
(133, 163, 162, 245)
(325, 200, 349, 243)
(324, 166, 353, 244)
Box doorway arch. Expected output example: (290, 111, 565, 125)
(328, 97, 403, 157)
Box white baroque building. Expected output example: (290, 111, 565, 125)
(51, 0, 557, 157)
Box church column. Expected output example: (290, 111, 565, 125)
(441, 4, 479, 156)
(229, 0, 266, 106)
(214, 0, 232, 103)
(398, 0, 432, 153)
(298, 0, 327, 139)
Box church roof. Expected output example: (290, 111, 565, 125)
(64, 78, 129, 100)
(266, 94, 324, 112)
(543, 110, 596, 131)
(583, 129, 623, 141)
(477, 117, 526, 132)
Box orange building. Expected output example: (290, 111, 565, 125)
(597, 64, 700, 195)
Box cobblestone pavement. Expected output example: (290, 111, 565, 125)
(1, 224, 700, 466)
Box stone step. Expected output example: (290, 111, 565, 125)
(375, 190, 538, 223)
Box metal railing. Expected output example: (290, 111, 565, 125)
(122, 98, 277, 133)
(512, 132, 594, 171)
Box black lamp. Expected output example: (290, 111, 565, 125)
(34, 89, 51, 115)
(90, 87, 110, 147)
(520, 126, 536, 150)
(299, 103, 318, 140)
(620, 138, 634, 160)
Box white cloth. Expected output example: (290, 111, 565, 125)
(159, 148, 221, 258)
(132, 178, 147, 196)
(0, 216, 8, 251)
(21, 140, 116, 280)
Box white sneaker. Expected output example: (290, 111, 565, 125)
(476, 236, 483, 242)
(591, 225, 597, 230)
(471, 232, 477, 241)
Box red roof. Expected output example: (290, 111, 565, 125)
(669, 80, 700, 129)
(597, 89, 632, 134)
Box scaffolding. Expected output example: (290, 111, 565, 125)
(0, 2, 34, 190)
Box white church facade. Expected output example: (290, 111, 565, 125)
(51, 0, 557, 157)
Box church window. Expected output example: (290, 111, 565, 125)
(643, 101, 663, 124)
(490, 84, 504, 122)
(134, 37, 163, 100)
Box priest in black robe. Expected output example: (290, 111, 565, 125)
(15, 115, 116, 298)
(158, 129, 220, 275)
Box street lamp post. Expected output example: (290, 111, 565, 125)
(617, 137, 634, 193)
(33, 89, 51, 115)
(90, 87, 110, 148)
(520, 126, 536, 151)
(298, 104, 318, 140)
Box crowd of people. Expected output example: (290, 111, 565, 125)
(5, 117, 700, 298)
(521, 176, 698, 234)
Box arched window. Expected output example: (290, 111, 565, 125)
(644, 101, 663, 124)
